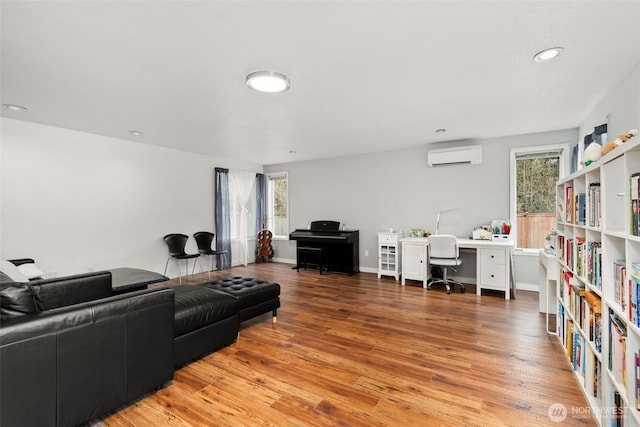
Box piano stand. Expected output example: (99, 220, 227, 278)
(296, 246, 326, 275)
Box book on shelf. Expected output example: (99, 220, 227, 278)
(558, 235, 566, 265)
(592, 357, 601, 400)
(632, 173, 640, 236)
(585, 291, 602, 353)
(573, 330, 586, 383)
(587, 241, 602, 290)
(614, 260, 627, 312)
(629, 262, 640, 327)
(576, 193, 586, 226)
(613, 390, 625, 426)
(562, 270, 573, 305)
(565, 239, 574, 271)
(609, 311, 627, 388)
(575, 237, 586, 277)
(589, 182, 601, 228)
(565, 185, 574, 223)
(636, 350, 640, 410)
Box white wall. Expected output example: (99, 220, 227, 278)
(0, 118, 261, 278)
(579, 61, 640, 143)
(265, 128, 578, 280)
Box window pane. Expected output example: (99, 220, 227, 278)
(268, 173, 288, 237)
(516, 156, 559, 249)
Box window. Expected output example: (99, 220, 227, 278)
(510, 145, 569, 250)
(267, 172, 289, 238)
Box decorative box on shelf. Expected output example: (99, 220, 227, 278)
(490, 220, 512, 241)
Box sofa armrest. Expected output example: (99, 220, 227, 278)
(0, 287, 175, 427)
(7, 258, 36, 267)
(31, 271, 114, 310)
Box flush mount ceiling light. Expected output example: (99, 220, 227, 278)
(435, 128, 447, 133)
(246, 71, 290, 93)
(128, 130, 143, 136)
(3, 104, 27, 112)
(533, 47, 564, 62)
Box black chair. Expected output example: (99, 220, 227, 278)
(192, 231, 229, 277)
(163, 233, 200, 284)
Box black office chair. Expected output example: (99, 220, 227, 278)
(427, 234, 465, 294)
(192, 231, 229, 277)
(163, 233, 200, 284)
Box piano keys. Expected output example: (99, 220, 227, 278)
(289, 220, 359, 275)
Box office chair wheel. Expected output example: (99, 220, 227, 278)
(446, 285, 451, 294)
(460, 287, 466, 293)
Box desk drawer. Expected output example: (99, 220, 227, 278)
(480, 264, 506, 288)
(481, 249, 506, 265)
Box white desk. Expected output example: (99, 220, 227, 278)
(400, 237, 514, 299)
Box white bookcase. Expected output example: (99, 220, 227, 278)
(555, 138, 640, 427)
(378, 231, 403, 280)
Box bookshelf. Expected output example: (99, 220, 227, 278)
(556, 138, 640, 426)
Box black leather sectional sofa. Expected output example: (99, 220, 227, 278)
(0, 266, 280, 427)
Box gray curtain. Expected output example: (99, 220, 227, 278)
(214, 167, 231, 269)
(256, 173, 266, 234)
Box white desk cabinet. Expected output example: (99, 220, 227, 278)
(378, 231, 403, 280)
(401, 238, 428, 287)
(476, 245, 511, 300)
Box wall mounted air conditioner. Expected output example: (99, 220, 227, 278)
(427, 144, 483, 167)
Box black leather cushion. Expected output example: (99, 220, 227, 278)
(202, 277, 280, 308)
(172, 285, 239, 337)
(0, 282, 43, 319)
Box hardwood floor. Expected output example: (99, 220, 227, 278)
(104, 263, 595, 426)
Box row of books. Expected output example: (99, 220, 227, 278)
(559, 237, 602, 288)
(561, 183, 601, 227)
(558, 295, 603, 403)
(564, 186, 587, 225)
(563, 276, 603, 353)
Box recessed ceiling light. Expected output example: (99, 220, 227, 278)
(435, 128, 447, 133)
(533, 47, 564, 63)
(3, 104, 27, 112)
(289, 150, 297, 154)
(246, 71, 290, 93)
(128, 130, 143, 136)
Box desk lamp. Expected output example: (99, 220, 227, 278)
(435, 207, 457, 235)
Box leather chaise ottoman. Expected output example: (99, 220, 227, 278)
(172, 285, 240, 367)
(202, 277, 280, 324)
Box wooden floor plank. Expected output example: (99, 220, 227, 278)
(102, 262, 595, 426)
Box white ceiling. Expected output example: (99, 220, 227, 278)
(1, 1, 639, 166)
